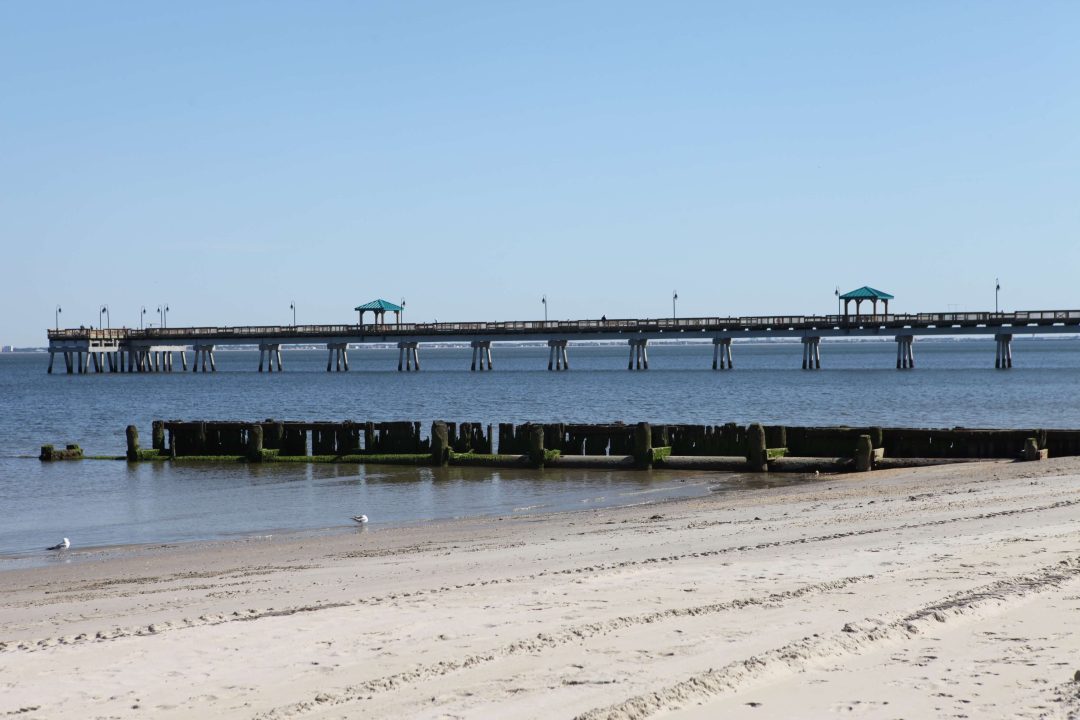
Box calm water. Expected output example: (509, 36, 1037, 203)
(2, 337, 1079, 560)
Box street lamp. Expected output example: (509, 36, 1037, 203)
(140, 306, 146, 329)
(672, 290, 678, 320)
(835, 286, 840, 319)
(542, 295, 548, 323)
(100, 304, 110, 330)
(55, 305, 62, 330)
(157, 304, 169, 329)
(400, 298, 405, 324)
(290, 301, 296, 327)
(995, 278, 1001, 313)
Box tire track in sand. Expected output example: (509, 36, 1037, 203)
(252, 575, 874, 719)
(574, 557, 1080, 720)
(3, 497, 1077, 655)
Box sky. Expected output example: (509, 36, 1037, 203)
(1, 1, 1077, 345)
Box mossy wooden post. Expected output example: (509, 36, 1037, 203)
(431, 421, 449, 466)
(746, 423, 767, 472)
(634, 422, 652, 468)
(855, 434, 873, 472)
(528, 424, 545, 468)
(247, 424, 264, 462)
(39, 444, 55, 461)
(152, 421, 165, 452)
(126, 425, 139, 461)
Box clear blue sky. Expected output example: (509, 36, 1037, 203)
(1, 1, 1077, 345)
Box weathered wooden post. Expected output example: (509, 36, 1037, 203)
(634, 421, 652, 468)
(152, 421, 165, 452)
(746, 423, 767, 472)
(264, 420, 284, 450)
(1023, 437, 1048, 461)
(126, 425, 139, 461)
(528, 424, 545, 468)
(431, 421, 449, 466)
(855, 434, 873, 472)
(247, 424, 264, 462)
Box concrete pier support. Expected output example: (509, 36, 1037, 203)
(326, 343, 349, 372)
(180, 350, 188, 371)
(397, 342, 420, 371)
(712, 338, 733, 370)
(192, 345, 216, 372)
(801, 337, 821, 370)
(995, 334, 1013, 369)
(259, 343, 283, 372)
(895, 335, 915, 369)
(547, 340, 569, 371)
(47, 351, 55, 374)
(470, 340, 493, 371)
(628, 338, 649, 370)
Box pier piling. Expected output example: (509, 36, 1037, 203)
(247, 424, 264, 461)
(126, 425, 139, 461)
(431, 421, 449, 465)
(995, 334, 1013, 369)
(634, 422, 652, 467)
(628, 338, 649, 370)
(747, 423, 767, 472)
(547, 340, 568, 371)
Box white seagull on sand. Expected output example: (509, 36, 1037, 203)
(351, 515, 369, 524)
(47, 538, 70, 551)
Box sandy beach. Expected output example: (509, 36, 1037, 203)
(4, 458, 1080, 719)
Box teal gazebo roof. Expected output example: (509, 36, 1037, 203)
(839, 286, 894, 301)
(354, 299, 403, 312)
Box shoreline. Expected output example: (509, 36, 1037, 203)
(0, 470, 738, 571)
(4, 457, 1080, 718)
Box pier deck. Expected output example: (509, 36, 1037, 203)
(45, 309, 1080, 373)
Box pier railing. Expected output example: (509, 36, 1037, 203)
(46, 309, 1080, 343)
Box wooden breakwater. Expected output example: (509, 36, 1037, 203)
(70, 419, 1073, 473)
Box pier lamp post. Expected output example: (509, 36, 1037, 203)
(140, 306, 146, 330)
(400, 298, 405, 324)
(290, 301, 296, 327)
(995, 278, 1000, 313)
(55, 305, 62, 330)
(672, 290, 678, 320)
(100, 304, 110, 330)
(157, 304, 169, 329)
(542, 295, 548, 323)
(835, 287, 840, 319)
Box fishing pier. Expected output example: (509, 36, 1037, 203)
(46, 307, 1080, 375)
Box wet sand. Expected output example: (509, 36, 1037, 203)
(3, 458, 1080, 719)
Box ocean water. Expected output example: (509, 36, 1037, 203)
(2, 337, 1079, 559)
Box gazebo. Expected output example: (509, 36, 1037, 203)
(840, 286, 894, 318)
(355, 299, 403, 325)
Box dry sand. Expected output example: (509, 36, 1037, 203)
(3, 458, 1080, 719)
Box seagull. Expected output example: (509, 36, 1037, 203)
(47, 538, 70, 551)
(351, 515, 369, 524)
